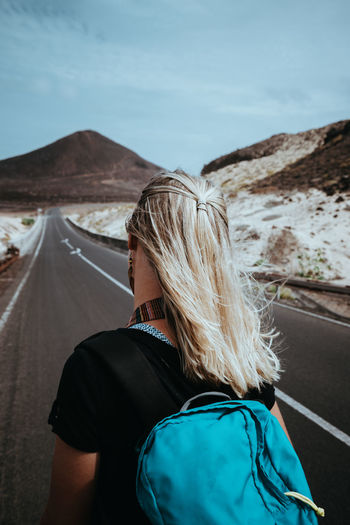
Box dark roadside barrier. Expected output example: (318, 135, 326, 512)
(253, 271, 350, 295)
(66, 218, 128, 253)
(0, 245, 20, 274)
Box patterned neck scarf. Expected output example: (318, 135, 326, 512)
(126, 297, 165, 327)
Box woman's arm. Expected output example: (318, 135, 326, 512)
(270, 401, 293, 446)
(40, 437, 98, 525)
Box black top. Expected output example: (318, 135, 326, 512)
(48, 328, 275, 524)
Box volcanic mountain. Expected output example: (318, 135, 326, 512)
(0, 130, 162, 207)
(201, 119, 350, 196)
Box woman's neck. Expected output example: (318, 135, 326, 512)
(131, 242, 178, 347)
(130, 297, 178, 348)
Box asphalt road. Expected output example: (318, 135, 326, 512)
(0, 208, 349, 524)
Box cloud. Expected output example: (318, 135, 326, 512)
(264, 87, 312, 106)
(0, 0, 223, 104)
(33, 77, 52, 95)
(214, 87, 344, 119)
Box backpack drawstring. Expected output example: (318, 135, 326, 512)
(284, 491, 325, 517)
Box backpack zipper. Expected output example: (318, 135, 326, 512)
(284, 491, 325, 517)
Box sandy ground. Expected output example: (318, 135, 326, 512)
(0, 211, 37, 258)
(63, 202, 134, 241)
(64, 189, 350, 286)
(226, 188, 350, 285)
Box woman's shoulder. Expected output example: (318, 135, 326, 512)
(75, 329, 125, 350)
(67, 328, 177, 395)
(69, 328, 142, 366)
(74, 327, 161, 353)
(244, 381, 275, 410)
(53, 329, 130, 413)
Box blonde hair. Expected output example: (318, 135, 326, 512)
(126, 170, 280, 396)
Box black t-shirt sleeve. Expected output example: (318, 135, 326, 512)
(48, 346, 101, 452)
(245, 381, 275, 410)
(263, 382, 276, 410)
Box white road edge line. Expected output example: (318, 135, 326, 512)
(78, 253, 133, 296)
(0, 218, 47, 335)
(274, 301, 350, 328)
(275, 387, 350, 447)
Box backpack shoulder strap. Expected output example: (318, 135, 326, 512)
(80, 329, 179, 429)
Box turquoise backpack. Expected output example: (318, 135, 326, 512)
(91, 330, 325, 524)
(136, 393, 324, 524)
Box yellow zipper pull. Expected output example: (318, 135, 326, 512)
(284, 491, 325, 517)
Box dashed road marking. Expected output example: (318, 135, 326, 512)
(62, 239, 132, 296)
(60, 238, 74, 249)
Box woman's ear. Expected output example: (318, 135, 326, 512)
(128, 233, 137, 251)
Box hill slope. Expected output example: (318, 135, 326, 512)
(202, 120, 350, 196)
(254, 121, 350, 195)
(0, 130, 162, 206)
(201, 120, 350, 284)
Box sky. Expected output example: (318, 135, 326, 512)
(1, 0, 349, 175)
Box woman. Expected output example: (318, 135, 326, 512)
(41, 170, 290, 524)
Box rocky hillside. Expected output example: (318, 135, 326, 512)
(0, 130, 162, 207)
(201, 120, 350, 285)
(202, 119, 350, 196)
